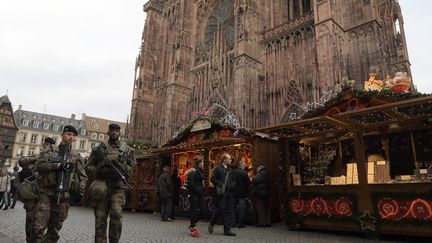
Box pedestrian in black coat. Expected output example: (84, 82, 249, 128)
(208, 153, 236, 236)
(158, 165, 174, 221)
(253, 165, 271, 227)
(170, 166, 181, 219)
(231, 159, 250, 228)
(185, 157, 205, 237)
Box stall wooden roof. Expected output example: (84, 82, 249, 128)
(257, 96, 432, 139)
(137, 137, 250, 159)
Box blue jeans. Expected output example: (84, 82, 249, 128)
(1, 193, 9, 208)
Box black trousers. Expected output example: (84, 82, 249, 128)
(189, 194, 202, 228)
(210, 193, 234, 233)
(233, 197, 247, 225)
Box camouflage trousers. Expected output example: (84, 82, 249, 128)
(93, 187, 125, 243)
(30, 192, 70, 243)
(23, 199, 37, 243)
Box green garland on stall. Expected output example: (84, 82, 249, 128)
(164, 116, 254, 146)
(285, 191, 359, 224)
(371, 191, 432, 226)
(302, 88, 429, 119)
(127, 139, 159, 151)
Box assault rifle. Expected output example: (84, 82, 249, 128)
(57, 144, 75, 204)
(92, 148, 132, 189)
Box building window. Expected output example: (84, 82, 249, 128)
(98, 134, 104, 140)
(53, 124, 59, 131)
(94, 124, 99, 129)
(80, 129, 86, 136)
(33, 121, 40, 128)
(30, 134, 38, 144)
(19, 133, 27, 143)
(43, 123, 50, 130)
(91, 133, 97, 139)
(28, 146, 36, 156)
(23, 120, 29, 126)
(17, 146, 25, 157)
(79, 140, 86, 150)
(60, 119, 65, 124)
(91, 142, 98, 149)
(41, 135, 47, 144)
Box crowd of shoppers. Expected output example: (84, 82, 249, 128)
(157, 153, 272, 238)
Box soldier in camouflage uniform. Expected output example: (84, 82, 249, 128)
(18, 137, 55, 243)
(86, 123, 135, 243)
(30, 126, 88, 243)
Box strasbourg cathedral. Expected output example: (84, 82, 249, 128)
(129, 0, 411, 144)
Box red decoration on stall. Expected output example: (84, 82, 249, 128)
(335, 198, 353, 216)
(289, 196, 353, 218)
(311, 198, 331, 216)
(290, 198, 305, 214)
(378, 198, 399, 219)
(377, 197, 432, 221)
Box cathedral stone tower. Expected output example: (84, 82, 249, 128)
(129, 0, 411, 144)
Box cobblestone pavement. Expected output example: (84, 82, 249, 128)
(0, 201, 407, 243)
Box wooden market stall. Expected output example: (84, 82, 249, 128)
(126, 118, 281, 222)
(257, 90, 432, 238)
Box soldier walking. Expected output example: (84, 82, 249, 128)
(86, 123, 136, 243)
(18, 137, 55, 242)
(30, 126, 88, 243)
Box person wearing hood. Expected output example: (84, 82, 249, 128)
(252, 164, 271, 227)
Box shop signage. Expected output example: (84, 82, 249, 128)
(191, 120, 211, 132)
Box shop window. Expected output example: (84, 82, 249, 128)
(388, 132, 415, 178)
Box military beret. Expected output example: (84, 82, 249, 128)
(43, 137, 56, 145)
(108, 123, 121, 130)
(63, 125, 78, 135)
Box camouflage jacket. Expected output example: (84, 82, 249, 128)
(86, 140, 135, 189)
(35, 145, 88, 197)
(18, 156, 38, 183)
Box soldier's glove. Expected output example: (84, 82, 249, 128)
(62, 162, 75, 172)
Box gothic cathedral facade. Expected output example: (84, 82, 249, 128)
(129, 0, 411, 144)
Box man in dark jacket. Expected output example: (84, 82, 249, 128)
(208, 153, 236, 236)
(253, 165, 271, 227)
(231, 159, 250, 228)
(184, 157, 204, 237)
(158, 165, 174, 222)
(171, 166, 181, 220)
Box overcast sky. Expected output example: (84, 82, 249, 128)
(0, 0, 431, 122)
